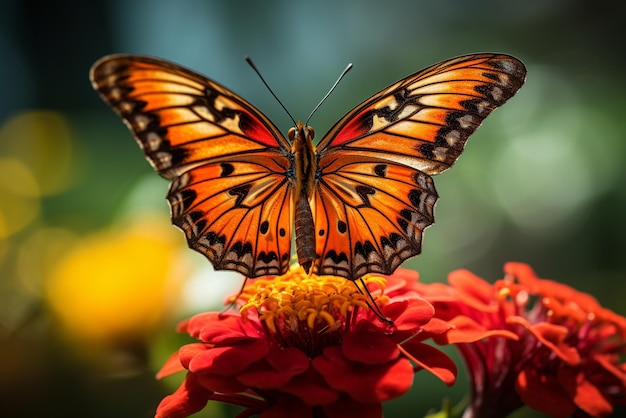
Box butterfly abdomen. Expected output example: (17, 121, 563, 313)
(295, 193, 316, 273)
(289, 121, 318, 274)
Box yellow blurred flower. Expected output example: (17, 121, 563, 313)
(45, 215, 189, 348)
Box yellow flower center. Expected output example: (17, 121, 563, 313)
(237, 264, 388, 347)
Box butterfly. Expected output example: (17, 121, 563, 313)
(90, 53, 526, 282)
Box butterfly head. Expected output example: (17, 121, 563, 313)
(288, 120, 315, 145)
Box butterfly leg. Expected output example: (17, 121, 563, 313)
(220, 277, 250, 317)
(356, 278, 393, 326)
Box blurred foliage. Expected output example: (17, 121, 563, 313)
(0, 0, 624, 417)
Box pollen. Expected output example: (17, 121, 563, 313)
(238, 264, 387, 341)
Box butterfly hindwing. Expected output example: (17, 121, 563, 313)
(168, 156, 292, 276)
(314, 54, 526, 278)
(313, 155, 438, 278)
(91, 55, 293, 277)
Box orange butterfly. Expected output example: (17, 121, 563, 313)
(90, 53, 526, 281)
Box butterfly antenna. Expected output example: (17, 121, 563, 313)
(245, 56, 297, 126)
(305, 63, 353, 126)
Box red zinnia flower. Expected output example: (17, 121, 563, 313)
(155, 264, 458, 418)
(417, 262, 626, 418)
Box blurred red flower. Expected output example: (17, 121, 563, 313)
(416, 262, 626, 418)
(155, 265, 458, 418)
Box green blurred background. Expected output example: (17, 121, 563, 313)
(1, 1, 624, 417)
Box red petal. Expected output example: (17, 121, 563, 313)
(185, 313, 239, 339)
(342, 327, 399, 364)
(400, 339, 457, 386)
(238, 347, 310, 388)
(313, 347, 414, 403)
(266, 346, 310, 372)
(420, 317, 452, 335)
(178, 343, 212, 369)
(386, 298, 435, 330)
(155, 374, 213, 418)
(558, 367, 614, 417)
(187, 339, 270, 374)
(280, 367, 341, 405)
(411, 281, 456, 302)
(437, 315, 518, 344)
(516, 368, 576, 418)
(186, 312, 263, 343)
(175, 317, 190, 333)
(503, 262, 540, 288)
(507, 317, 580, 364)
(156, 351, 185, 379)
(594, 352, 626, 382)
(448, 269, 496, 310)
(195, 372, 248, 393)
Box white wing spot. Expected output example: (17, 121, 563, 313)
(371, 114, 388, 131)
(498, 60, 516, 74)
(432, 146, 448, 162)
(497, 73, 510, 86)
(475, 101, 491, 116)
(133, 114, 150, 131)
(457, 114, 476, 129)
(154, 151, 173, 169)
(490, 86, 504, 101)
(396, 104, 419, 120)
(110, 87, 122, 101)
(444, 130, 461, 146)
(144, 131, 162, 151)
(220, 113, 244, 135)
(373, 95, 399, 111)
(120, 101, 134, 114)
(194, 106, 215, 122)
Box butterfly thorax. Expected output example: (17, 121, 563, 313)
(289, 121, 317, 199)
(289, 121, 317, 273)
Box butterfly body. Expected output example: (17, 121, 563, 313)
(290, 121, 317, 273)
(91, 53, 526, 281)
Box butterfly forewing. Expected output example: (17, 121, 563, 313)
(313, 53, 526, 278)
(317, 54, 526, 174)
(90, 55, 291, 178)
(90, 55, 293, 277)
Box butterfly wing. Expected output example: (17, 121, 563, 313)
(90, 55, 293, 277)
(314, 53, 526, 278)
(312, 156, 438, 279)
